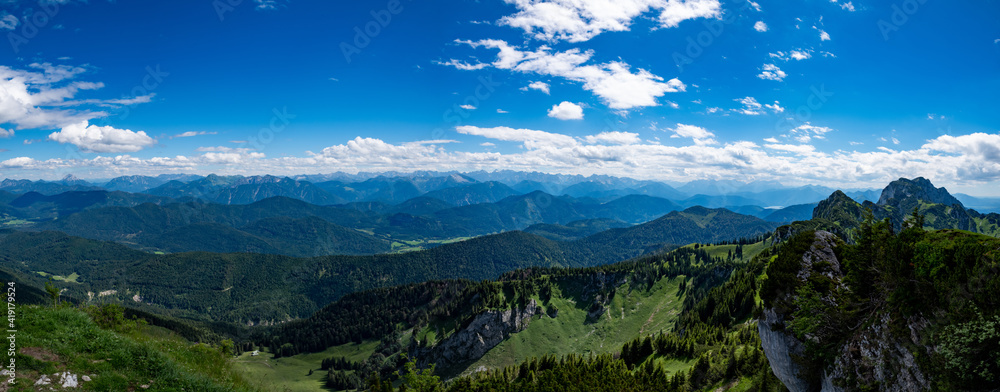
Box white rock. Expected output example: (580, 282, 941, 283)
(59, 372, 78, 388)
(35, 375, 51, 385)
(82, 375, 92, 382)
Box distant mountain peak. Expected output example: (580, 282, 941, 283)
(877, 177, 962, 208)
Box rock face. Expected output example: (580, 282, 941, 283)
(760, 231, 931, 392)
(758, 308, 811, 392)
(417, 299, 542, 372)
(877, 177, 962, 208)
(823, 313, 929, 392)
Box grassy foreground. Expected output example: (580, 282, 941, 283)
(8, 304, 264, 392)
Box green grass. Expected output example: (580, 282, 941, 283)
(684, 238, 770, 263)
(234, 341, 378, 392)
(14, 305, 262, 391)
(34, 271, 81, 283)
(465, 275, 686, 375)
(389, 236, 476, 253)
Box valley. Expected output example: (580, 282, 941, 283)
(4, 175, 999, 392)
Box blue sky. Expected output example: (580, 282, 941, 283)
(0, 0, 998, 194)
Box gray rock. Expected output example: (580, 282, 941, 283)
(417, 299, 541, 371)
(758, 308, 811, 392)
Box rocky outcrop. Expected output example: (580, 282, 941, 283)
(759, 308, 811, 392)
(416, 299, 542, 372)
(760, 230, 932, 392)
(823, 313, 929, 392)
(877, 177, 962, 208)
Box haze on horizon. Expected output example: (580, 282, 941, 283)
(0, 0, 998, 195)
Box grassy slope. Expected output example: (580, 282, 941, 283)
(14, 305, 262, 392)
(466, 276, 685, 376)
(233, 341, 378, 392)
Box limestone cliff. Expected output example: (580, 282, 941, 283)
(415, 299, 542, 373)
(760, 231, 931, 392)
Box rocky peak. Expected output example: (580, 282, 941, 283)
(812, 190, 862, 222)
(877, 177, 962, 208)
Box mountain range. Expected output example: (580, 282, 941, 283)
(7, 175, 1000, 392)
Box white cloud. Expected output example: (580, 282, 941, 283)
(435, 59, 490, 71)
(254, 0, 283, 10)
(497, 109, 509, 113)
(840, 2, 855, 11)
(523, 81, 551, 94)
(585, 131, 640, 145)
(669, 123, 717, 145)
(764, 102, 785, 113)
(460, 104, 477, 110)
(757, 64, 787, 81)
(8, 132, 1000, 189)
(446, 39, 684, 109)
(748, 1, 762, 11)
(667, 101, 680, 109)
(763, 137, 780, 143)
(734, 97, 764, 115)
(0, 13, 17, 30)
(766, 143, 817, 155)
(1, 157, 37, 168)
(499, 0, 721, 43)
(0, 128, 12, 138)
(171, 131, 217, 139)
(892, 137, 900, 145)
(47, 121, 157, 153)
(754, 21, 767, 32)
(819, 29, 831, 41)
(456, 125, 578, 149)
(793, 123, 833, 136)
(548, 101, 584, 120)
(481, 142, 496, 147)
(0, 63, 154, 147)
(790, 50, 812, 60)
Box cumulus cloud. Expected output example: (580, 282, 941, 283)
(0, 13, 17, 30)
(0, 128, 12, 138)
(754, 21, 767, 32)
(670, 123, 717, 145)
(499, 0, 721, 42)
(734, 97, 781, 115)
(819, 29, 831, 41)
(443, 39, 685, 109)
(7, 131, 1000, 188)
(585, 131, 640, 145)
(456, 125, 578, 149)
(47, 121, 157, 153)
(757, 63, 787, 81)
(523, 81, 550, 94)
(547, 101, 584, 120)
(766, 143, 817, 155)
(460, 104, 477, 110)
(171, 131, 217, 139)
(0, 63, 155, 149)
